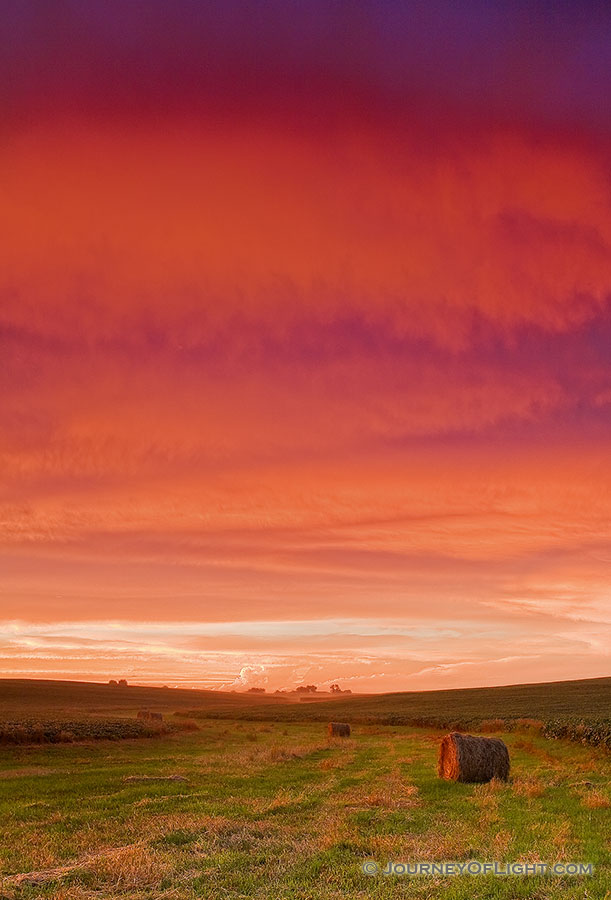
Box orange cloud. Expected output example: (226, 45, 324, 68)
(1, 110, 610, 689)
(2, 122, 610, 343)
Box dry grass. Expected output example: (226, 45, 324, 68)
(268, 744, 308, 762)
(361, 780, 420, 809)
(88, 844, 174, 889)
(122, 774, 188, 783)
(267, 741, 330, 762)
(478, 718, 506, 733)
(0, 766, 63, 779)
(475, 776, 507, 795)
(39, 889, 121, 900)
(319, 754, 348, 770)
(149, 812, 234, 838)
(550, 820, 573, 858)
(0, 842, 167, 890)
(515, 718, 544, 733)
(490, 829, 513, 855)
(512, 737, 535, 751)
(344, 748, 421, 811)
(0, 715, 608, 899)
(172, 718, 200, 732)
(221, 737, 332, 769)
(513, 776, 545, 798)
(581, 787, 610, 809)
(260, 787, 313, 814)
(372, 819, 475, 861)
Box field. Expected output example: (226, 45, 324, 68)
(0, 678, 609, 899)
(1, 675, 609, 723)
(1, 676, 609, 748)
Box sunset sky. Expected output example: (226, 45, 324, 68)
(1, 1, 610, 691)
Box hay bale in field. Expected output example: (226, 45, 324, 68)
(327, 722, 351, 738)
(149, 712, 163, 722)
(438, 732, 510, 783)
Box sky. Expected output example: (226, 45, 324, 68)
(1, 0, 610, 691)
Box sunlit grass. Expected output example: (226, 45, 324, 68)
(0, 721, 608, 899)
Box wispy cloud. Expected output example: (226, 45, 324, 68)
(1, 3, 610, 689)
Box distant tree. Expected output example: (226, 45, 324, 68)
(247, 687, 266, 693)
(118, 679, 128, 687)
(108, 679, 117, 686)
(295, 684, 317, 693)
(329, 683, 341, 693)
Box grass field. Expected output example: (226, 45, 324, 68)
(0, 678, 609, 898)
(0, 718, 609, 899)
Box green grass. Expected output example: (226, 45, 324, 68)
(0, 720, 608, 899)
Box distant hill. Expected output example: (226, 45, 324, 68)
(0, 675, 608, 726)
(178, 675, 611, 725)
(0, 678, 282, 720)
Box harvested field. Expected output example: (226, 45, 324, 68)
(0, 717, 608, 899)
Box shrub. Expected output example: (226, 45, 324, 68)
(542, 718, 611, 751)
(0, 718, 179, 745)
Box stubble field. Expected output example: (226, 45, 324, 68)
(0, 713, 609, 900)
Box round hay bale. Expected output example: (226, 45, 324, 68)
(327, 722, 351, 738)
(438, 732, 510, 783)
